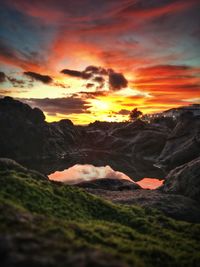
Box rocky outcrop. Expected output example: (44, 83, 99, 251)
(159, 157, 200, 202)
(2, 97, 200, 181)
(157, 113, 200, 171)
(0, 97, 80, 161)
(0, 158, 27, 172)
(0, 158, 47, 180)
(76, 178, 141, 191)
(79, 120, 169, 179)
(84, 188, 200, 223)
(0, 97, 169, 179)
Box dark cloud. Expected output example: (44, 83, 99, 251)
(22, 96, 92, 115)
(7, 76, 27, 88)
(84, 65, 108, 75)
(61, 65, 108, 80)
(109, 71, 128, 90)
(93, 76, 105, 83)
(78, 91, 108, 98)
(61, 69, 92, 79)
(24, 71, 53, 84)
(0, 71, 32, 88)
(61, 69, 83, 78)
(115, 109, 130, 115)
(86, 83, 94, 88)
(0, 72, 6, 83)
(61, 65, 128, 91)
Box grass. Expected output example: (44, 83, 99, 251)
(0, 169, 200, 267)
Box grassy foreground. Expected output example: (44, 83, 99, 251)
(0, 169, 200, 267)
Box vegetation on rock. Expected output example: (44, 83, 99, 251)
(0, 169, 200, 267)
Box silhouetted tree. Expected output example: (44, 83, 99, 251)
(129, 108, 143, 121)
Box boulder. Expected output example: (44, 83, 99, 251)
(0, 97, 79, 161)
(157, 114, 200, 171)
(159, 157, 200, 202)
(0, 158, 47, 180)
(0, 158, 26, 172)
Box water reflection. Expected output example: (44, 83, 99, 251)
(137, 178, 164, 189)
(49, 164, 164, 189)
(49, 164, 133, 184)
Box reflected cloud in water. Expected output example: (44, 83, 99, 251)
(49, 164, 163, 189)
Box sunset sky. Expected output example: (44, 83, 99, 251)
(0, 0, 199, 124)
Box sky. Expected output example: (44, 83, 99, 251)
(0, 0, 199, 124)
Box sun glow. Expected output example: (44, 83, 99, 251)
(90, 99, 110, 111)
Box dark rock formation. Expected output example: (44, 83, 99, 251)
(76, 178, 141, 191)
(157, 113, 200, 171)
(0, 158, 47, 180)
(159, 157, 200, 202)
(79, 120, 169, 179)
(0, 97, 80, 161)
(3, 97, 200, 181)
(0, 158, 27, 172)
(0, 97, 169, 179)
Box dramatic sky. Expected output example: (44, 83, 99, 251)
(0, 0, 199, 124)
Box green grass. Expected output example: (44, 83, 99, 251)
(0, 169, 200, 267)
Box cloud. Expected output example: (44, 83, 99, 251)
(0, 72, 6, 83)
(135, 64, 200, 97)
(1, 0, 200, 118)
(0, 39, 43, 71)
(86, 83, 94, 88)
(61, 66, 107, 80)
(115, 109, 130, 115)
(22, 96, 92, 115)
(24, 71, 53, 84)
(93, 76, 105, 84)
(109, 71, 128, 90)
(48, 164, 133, 184)
(119, 0, 197, 19)
(7, 76, 27, 88)
(85, 65, 108, 75)
(61, 69, 85, 78)
(78, 91, 108, 98)
(0, 71, 33, 88)
(61, 65, 128, 91)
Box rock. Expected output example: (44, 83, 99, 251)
(84, 188, 200, 223)
(0, 97, 79, 161)
(0, 234, 129, 267)
(0, 158, 27, 172)
(0, 158, 47, 180)
(30, 107, 45, 124)
(76, 178, 141, 191)
(157, 114, 200, 171)
(159, 157, 200, 202)
(78, 120, 169, 180)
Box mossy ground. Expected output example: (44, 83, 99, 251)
(0, 170, 200, 267)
